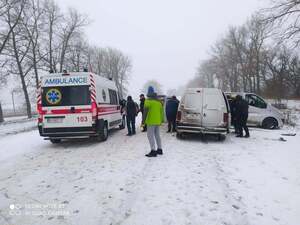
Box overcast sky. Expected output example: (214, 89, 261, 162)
(59, 0, 267, 96)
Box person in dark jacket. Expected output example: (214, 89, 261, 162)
(125, 96, 138, 136)
(235, 95, 250, 138)
(119, 99, 127, 128)
(139, 94, 147, 132)
(229, 97, 238, 134)
(166, 96, 179, 133)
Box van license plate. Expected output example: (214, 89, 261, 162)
(187, 114, 198, 119)
(47, 118, 63, 123)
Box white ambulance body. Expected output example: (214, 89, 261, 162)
(37, 72, 124, 143)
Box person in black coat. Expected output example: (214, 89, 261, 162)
(139, 94, 147, 132)
(229, 97, 239, 134)
(126, 96, 138, 136)
(166, 96, 179, 133)
(235, 95, 250, 138)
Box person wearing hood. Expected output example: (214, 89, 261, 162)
(142, 86, 164, 157)
(235, 95, 250, 138)
(229, 96, 239, 134)
(139, 94, 147, 132)
(125, 96, 138, 136)
(166, 96, 179, 133)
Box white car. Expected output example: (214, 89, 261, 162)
(226, 92, 284, 129)
(176, 88, 230, 140)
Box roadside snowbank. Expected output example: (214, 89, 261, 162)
(0, 117, 37, 137)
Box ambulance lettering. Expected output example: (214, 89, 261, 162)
(44, 77, 87, 86)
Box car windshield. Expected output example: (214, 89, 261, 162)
(42, 85, 91, 107)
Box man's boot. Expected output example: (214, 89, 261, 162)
(157, 149, 163, 155)
(145, 150, 157, 157)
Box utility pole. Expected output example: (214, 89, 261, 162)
(0, 102, 4, 123)
(11, 90, 16, 115)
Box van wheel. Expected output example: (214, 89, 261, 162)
(218, 134, 226, 141)
(176, 132, 184, 139)
(262, 117, 278, 129)
(97, 122, 108, 142)
(50, 139, 61, 144)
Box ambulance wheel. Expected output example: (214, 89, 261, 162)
(50, 139, 61, 144)
(97, 122, 108, 142)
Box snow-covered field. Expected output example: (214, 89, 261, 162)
(0, 116, 299, 225)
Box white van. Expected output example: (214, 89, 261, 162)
(176, 88, 230, 139)
(226, 92, 284, 129)
(37, 72, 124, 143)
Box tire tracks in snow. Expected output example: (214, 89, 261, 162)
(211, 151, 251, 225)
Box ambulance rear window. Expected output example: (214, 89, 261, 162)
(42, 85, 91, 106)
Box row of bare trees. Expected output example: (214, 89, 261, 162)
(189, 0, 300, 100)
(0, 0, 132, 120)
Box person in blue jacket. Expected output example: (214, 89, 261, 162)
(166, 96, 179, 133)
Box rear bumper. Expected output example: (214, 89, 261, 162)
(177, 122, 228, 135)
(38, 124, 97, 138)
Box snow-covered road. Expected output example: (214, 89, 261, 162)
(0, 124, 299, 225)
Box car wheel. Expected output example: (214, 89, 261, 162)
(262, 117, 278, 129)
(50, 139, 61, 144)
(97, 122, 108, 142)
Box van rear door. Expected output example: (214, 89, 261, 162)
(181, 89, 203, 124)
(202, 89, 225, 127)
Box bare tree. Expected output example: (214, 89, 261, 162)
(287, 54, 300, 97)
(42, 0, 61, 72)
(22, 0, 45, 88)
(65, 33, 89, 72)
(263, 0, 300, 46)
(0, 0, 132, 120)
(0, 0, 24, 54)
(194, 59, 216, 88)
(89, 47, 132, 98)
(2, 0, 34, 118)
(58, 8, 88, 72)
(193, 15, 271, 95)
(247, 14, 271, 94)
(264, 46, 290, 99)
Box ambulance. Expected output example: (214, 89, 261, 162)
(37, 71, 124, 143)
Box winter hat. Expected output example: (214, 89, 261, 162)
(147, 86, 155, 96)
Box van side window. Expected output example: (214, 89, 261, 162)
(245, 94, 267, 109)
(108, 89, 118, 105)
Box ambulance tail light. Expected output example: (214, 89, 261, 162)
(91, 102, 97, 121)
(38, 114, 43, 123)
(37, 103, 43, 123)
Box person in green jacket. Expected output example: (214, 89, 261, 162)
(142, 86, 164, 157)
